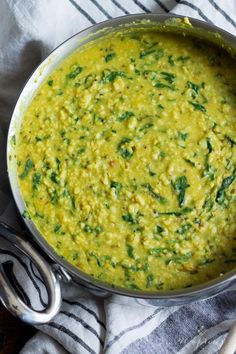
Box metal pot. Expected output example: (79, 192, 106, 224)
(2, 13, 236, 325)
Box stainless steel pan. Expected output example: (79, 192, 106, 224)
(2, 13, 236, 325)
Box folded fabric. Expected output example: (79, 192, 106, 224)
(0, 1, 236, 353)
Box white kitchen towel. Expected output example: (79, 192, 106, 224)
(1, 1, 236, 353)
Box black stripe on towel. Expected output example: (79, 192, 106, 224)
(110, 0, 130, 15)
(68, 0, 96, 24)
(132, 0, 151, 13)
(207, 0, 236, 29)
(61, 310, 104, 346)
(89, 0, 112, 18)
(153, 0, 169, 12)
(49, 322, 97, 354)
(105, 308, 161, 351)
(174, 0, 213, 23)
(0, 249, 46, 307)
(64, 299, 106, 329)
(29, 260, 45, 286)
(2, 260, 32, 307)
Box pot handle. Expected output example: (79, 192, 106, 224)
(0, 222, 62, 325)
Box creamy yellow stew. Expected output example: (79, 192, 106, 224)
(16, 29, 236, 291)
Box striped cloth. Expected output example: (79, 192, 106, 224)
(0, 1, 236, 353)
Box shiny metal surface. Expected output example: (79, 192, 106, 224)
(3, 14, 236, 324)
(0, 222, 61, 324)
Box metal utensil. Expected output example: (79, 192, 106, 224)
(2, 13, 236, 325)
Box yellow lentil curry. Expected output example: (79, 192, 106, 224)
(16, 29, 236, 291)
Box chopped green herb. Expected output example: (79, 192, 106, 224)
(206, 138, 213, 154)
(128, 283, 140, 290)
(183, 158, 195, 167)
(139, 123, 154, 133)
(189, 101, 206, 113)
(176, 223, 191, 234)
(148, 167, 156, 177)
(173, 176, 190, 207)
(203, 198, 214, 211)
(187, 81, 200, 96)
(71, 195, 76, 210)
(35, 135, 50, 142)
(49, 189, 59, 205)
(102, 70, 126, 83)
(20, 159, 34, 179)
(155, 48, 164, 60)
(178, 132, 188, 141)
(127, 244, 135, 258)
(159, 151, 166, 158)
(84, 74, 94, 88)
(56, 241, 62, 249)
(140, 48, 156, 58)
(154, 82, 172, 90)
(93, 115, 105, 124)
(94, 225, 103, 234)
(149, 247, 169, 256)
(105, 52, 116, 62)
(225, 135, 236, 146)
(56, 157, 61, 171)
(117, 137, 134, 160)
(50, 171, 59, 184)
(216, 171, 236, 205)
(77, 146, 86, 154)
(203, 164, 216, 181)
(35, 212, 44, 219)
(72, 251, 80, 261)
(47, 79, 53, 86)
(157, 207, 193, 217)
(54, 224, 61, 233)
(84, 224, 93, 233)
(32, 172, 41, 190)
(62, 187, 69, 198)
(146, 274, 154, 288)
(161, 72, 175, 84)
(203, 138, 215, 180)
(177, 55, 190, 63)
(83, 224, 102, 234)
(118, 111, 134, 122)
(166, 252, 192, 265)
(142, 183, 166, 204)
(143, 263, 150, 272)
(67, 65, 83, 79)
(89, 253, 102, 267)
(155, 225, 164, 234)
(122, 213, 135, 224)
(168, 55, 175, 66)
(111, 181, 122, 196)
(57, 89, 63, 96)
